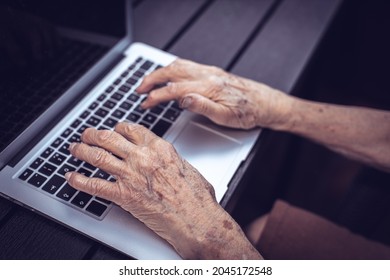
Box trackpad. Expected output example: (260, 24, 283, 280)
(172, 122, 242, 200)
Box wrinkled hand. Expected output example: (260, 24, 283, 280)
(137, 59, 289, 130)
(65, 122, 260, 259)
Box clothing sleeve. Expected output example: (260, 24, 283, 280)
(256, 200, 390, 259)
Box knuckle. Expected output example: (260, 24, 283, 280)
(96, 129, 114, 144)
(91, 148, 110, 166)
(166, 82, 178, 95)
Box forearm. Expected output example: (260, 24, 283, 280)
(268, 95, 390, 171)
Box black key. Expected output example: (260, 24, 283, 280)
(28, 173, 47, 188)
(151, 119, 172, 137)
(134, 105, 146, 114)
(49, 153, 67, 166)
(70, 119, 82, 129)
(38, 163, 57, 176)
(83, 162, 97, 172)
(133, 70, 144, 78)
(113, 79, 121, 85)
(97, 93, 106, 101)
(51, 137, 64, 148)
(77, 168, 92, 177)
(86, 116, 102, 127)
(120, 71, 129, 78)
(58, 164, 76, 175)
(61, 128, 73, 138)
(126, 77, 137, 85)
(127, 93, 140, 102)
(150, 106, 164, 115)
(59, 143, 70, 155)
(79, 110, 90, 119)
(103, 100, 116, 109)
(163, 109, 181, 122)
(71, 191, 92, 208)
(41, 147, 54, 159)
(93, 169, 110, 180)
(30, 158, 44, 169)
(95, 108, 109, 118)
(19, 168, 33, 181)
(119, 101, 133, 110)
(135, 57, 142, 63)
(77, 125, 90, 134)
(96, 196, 112, 204)
(56, 184, 77, 201)
(111, 109, 125, 119)
(105, 86, 114, 93)
(88, 102, 98, 110)
(139, 122, 150, 129)
(140, 60, 153, 71)
(42, 175, 65, 194)
(69, 133, 81, 143)
(126, 112, 141, 123)
(171, 101, 183, 111)
(142, 113, 157, 124)
(119, 85, 130, 93)
(103, 118, 117, 128)
(67, 156, 83, 167)
(86, 201, 108, 216)
(112, 92, 124, 101)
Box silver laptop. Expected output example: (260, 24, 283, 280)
(0, 0, 260, 259)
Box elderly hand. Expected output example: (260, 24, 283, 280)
(65, 122, 261, 259)
(137, 59, 291, 130)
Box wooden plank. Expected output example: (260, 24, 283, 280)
(133, 0, 210, 49)
(0, 208, 94, 259)
(169, 0, 276, 68)
(0, 197, 14, 222)
(231, 0, 342, 93)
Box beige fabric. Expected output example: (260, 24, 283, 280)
(256, 200, 390, 259)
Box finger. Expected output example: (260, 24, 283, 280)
(141, 81, 208, 109)
(81, 128, 135, 159)
(114, 122, 157, 146)
(69, 142, 126, 177)
(136, 65, 174, 93)
(65, 172, 119, 203)
(180, 93, 228, 126)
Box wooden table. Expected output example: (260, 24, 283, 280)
(0, 0, 342, 259)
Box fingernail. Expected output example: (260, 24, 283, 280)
(64, 172, 72, 181)
(181, 96, 192, 108)
(68, 142, 76, 151)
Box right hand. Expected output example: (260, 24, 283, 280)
(137, 59, 291, 130)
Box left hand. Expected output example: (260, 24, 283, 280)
(65, 122, 260, 259)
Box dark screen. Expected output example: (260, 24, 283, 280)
(0, 0, 127, 152)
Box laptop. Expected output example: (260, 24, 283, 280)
(0, 0, 260, 259)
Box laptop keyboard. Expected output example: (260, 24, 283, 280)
(17, 57, 183, 219)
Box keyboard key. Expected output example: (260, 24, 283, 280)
(77, 168, 92, 177)
(126, 112, 141, 123)
(38, 163, 57, 176)
(112, 92, 124, 101)
(113, 79, 121, 85)
(127, 93, 140, 102)
(59, 143, 70, 155)
(103, 100, 116, 109)
(126, 77, 137, 85)
(111, 109, 125, 119)
(30, 158, 44, 169)
(93, 169, 110, 180)
(97, 93, 107, 101)
(150, 106, 164, 115)
(142, 114, 157, 124)
(163, 109, 181, 122)
(19, 168, 34, 181)
(133, 70, 144, 78)
(86, 200, 108, 216)
(95, 196, 112, 205)
(56, 184, 77, 201)
(134, 105, 146, 114)
(80, 110, 90, 119)
(103, 118, 117, 128)
(95, 108, 109, 118)
(69, 133, 81, 143)
(121, 71, 129, 78)
(140, 60, 153, 71)
(86, 116, 102, 126)
(83, 162, 97, 172)
(88, 102, 98, 110)
(119, 85, 130, 93)
(61, 128, 73, 138)
(70, 119, 82, 129)
(58, 164, 76, 175)
(71, 191, 92, 208)
(139, 122, 150, 129)
(28, 173, 47, 188)
(42, 175, 65, 194)
(67, 156, 83, 167)
(41, 147, 54, 159)
(77, 125, 90, 134)
(49, 153, 67, 166)
(151, 119, 172, 137)
(51, 137, 64, 148)
(105, 86, 114, 93)
(119, 101, 133, 110)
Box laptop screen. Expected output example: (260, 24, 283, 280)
(0, 0, 128, 153)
